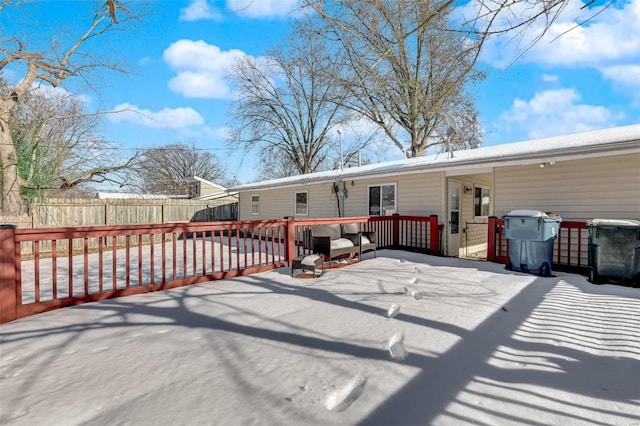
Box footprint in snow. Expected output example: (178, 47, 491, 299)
(388, 332, 408, 360)
(325, 375, 368, 412)
(400, 276, 417, 284)
(399, 258, 407, 263)
(411, 290, 423, 300)
(387, 303, 400, 318)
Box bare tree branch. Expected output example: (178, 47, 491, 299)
(0, 0, 143, 214)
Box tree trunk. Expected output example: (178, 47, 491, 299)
(0, 102, 23, 215)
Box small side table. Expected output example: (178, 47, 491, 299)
(292, 254, 324, 278)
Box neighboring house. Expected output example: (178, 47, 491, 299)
(183, 176, 228, 199)
(230, 125, 640, 256)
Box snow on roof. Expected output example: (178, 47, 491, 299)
(232, 124, 640, 191)
(196, 191, 239, 201)
(183, 175, 227, 191)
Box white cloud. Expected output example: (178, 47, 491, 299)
(473, 0, 640, 101)
(180, 0, 222, 21)
(212, 125, 233, 140)
(29, 84, 92, 107)
(600, 65, 640, 103)
(108, 103, 204, 129)
(478, 0, 640, 69)
(541, 74, 558, 83)
(163, 40, 249, 99)
(225, 0, 301, 18)
(497, 89, 622, 139)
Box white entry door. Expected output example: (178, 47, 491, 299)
(447, 180, 461, 256)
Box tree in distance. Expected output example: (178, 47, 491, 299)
(228, 19, 377, 178)
(134, 143, 228, 196)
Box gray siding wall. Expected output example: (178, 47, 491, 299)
(494, 153, 640, 220)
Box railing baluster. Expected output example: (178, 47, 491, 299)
(68, 238, 73, 297)
(227, 230, 232, 271)
(183, 231, 187, 278)
(52, 240, 58, 300)
(126, 235, 131, 289)
(34, 241, 40, 303)
(112, 236, 117, 291)
(98, 238, 103, 293)
(84, 237, 89, 296)
(172, 232, 177, 281)
(211, 231, 216, 275)
(150, 233, 155, 285)
(202, 231, 207, 275)
(236, 228, 241, 271)
(162, 232, 167, 283)
(244, 227, 248, 270)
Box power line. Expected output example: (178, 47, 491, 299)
(0, 143, 229, 152)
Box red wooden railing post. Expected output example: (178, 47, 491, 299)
(429, 215, 439, 254)
(487, 216, 498, 263)
(392, 214, 400, 248)
(285, 217, 295, 266)
(0, 224, 18, 324)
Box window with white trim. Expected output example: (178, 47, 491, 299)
(474, 187, 490, 217)
(295, 191, 308, 216)
(368, 184, 396, 216)
(251, 195, 260, 215)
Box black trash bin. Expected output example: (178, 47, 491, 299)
(503, 210, 562, 277)
(587, 219, 640, 284)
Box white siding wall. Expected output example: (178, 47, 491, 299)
(494, 153, 640, 220)
(342, 173, 444, 218)
(238, 172, 445, 220)
(238, 153, 639, 223)
(238, 184, 340, 220)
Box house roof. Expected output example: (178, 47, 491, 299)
(230, 124, 640, 192)
(183, 176, 227, 191)
(197, 191, 239, 201)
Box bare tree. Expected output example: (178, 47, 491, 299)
(302, 0, 484, 158)
(228, 20, 370, 177)
(0, 0, 141, 214)
(135, 143, 228, 196)
(4, 81, 138, 199)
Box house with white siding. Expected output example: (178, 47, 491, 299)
(230, 125, 640, 257)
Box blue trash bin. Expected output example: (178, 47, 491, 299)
(503, 210, 562, 277)
(587, 219, 640, 284)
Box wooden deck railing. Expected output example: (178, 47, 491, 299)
(0, 215, 442, 324)
(487, 217, 589, 272)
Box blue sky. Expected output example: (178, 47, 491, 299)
(2, 0, 639, 187)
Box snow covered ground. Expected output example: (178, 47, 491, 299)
(1, 250, 639, 425)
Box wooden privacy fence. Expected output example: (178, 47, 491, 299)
(487, 217, 589, 272)
(0, 215, 443, 324)
(0, 197, 238, 230)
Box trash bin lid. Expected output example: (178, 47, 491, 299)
(588, 218, 640, 227)
(505, 209, 548, 218)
